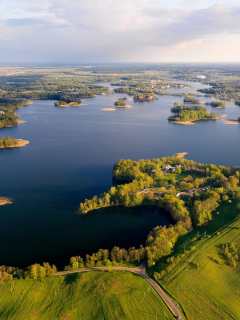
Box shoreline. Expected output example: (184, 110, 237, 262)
(115, 104, 132, 108)
(5, 120, 26, 128)
(103, 108, 116, 111)
(55, 103, 80, 107)
(176, 152, 188, 158)
(221, 119, 240, 125)
(170, 114, 227, 125)
(0, 197, 12, 206)
(0, 139, 29, 148)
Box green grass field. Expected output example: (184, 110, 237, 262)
(0, 271, 175, 320)
(150, 200, 240, 320)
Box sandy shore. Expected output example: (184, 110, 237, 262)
(55, 102, 80, 107)
(176, 152, 188, 158)
(216, 114, 227, 119)
(170, 120, 195, 125)
(0, 139, 29, 148)
(115, 105, 132, 108)
(5, 120, 26, 128)
(103, 108, 116, 111)
(170, 114, 227, 125)
(0, 197, 12, 205)
(221, 119, 240, 125)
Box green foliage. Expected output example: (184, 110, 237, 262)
(114, 100, 126, 106)
(205, 101, 226, 108)
(183, 97, 202, 103)
(169, 105, 218, 122)
(26, 263, 57, 279)
(0, 136, 19, 147)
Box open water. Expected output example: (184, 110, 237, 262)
(0, 81, 239, 268)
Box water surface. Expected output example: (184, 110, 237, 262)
(0, 81, 239, 268)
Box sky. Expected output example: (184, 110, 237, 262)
(1, 0, 240, 63)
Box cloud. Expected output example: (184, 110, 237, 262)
(1, 0, 240, 62)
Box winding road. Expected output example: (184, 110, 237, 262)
(55, 262, 184, 319)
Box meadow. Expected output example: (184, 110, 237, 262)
(150, 200, 240, 320)
(0, 271, 175, 320)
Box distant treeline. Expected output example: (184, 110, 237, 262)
(2, 92, 94, 100)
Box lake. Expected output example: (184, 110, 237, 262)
(0, 81, 239, 269)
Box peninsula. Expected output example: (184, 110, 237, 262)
(0, 136, 29, 148)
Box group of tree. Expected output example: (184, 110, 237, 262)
(0, 262, 57, 282)
(168, 105, 218, 122)
(205, 101, 226, 108)
(0, 136, 19, 147)
(0, 98, 30, 128)
(183, 97, 203, 104)
(223, 243, 238, 268)
(114, 101, 126, 106)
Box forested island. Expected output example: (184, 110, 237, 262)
(168, 105, 219, 124)
(205, 101, 226, 108)
(133, 94, 156, 102)
(0, 98, 30, 128)
(54, 100, 81, 107)
(183, 97, 204, 104)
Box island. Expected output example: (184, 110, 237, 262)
(168, 105, 223, 124)
(205, 101, 226, 108)
(133, 94, 156, 102)
(54, 98, 81, 107)
(114, 100, 132, 108)
(0, 136, 29, 148)
(183, 97, 204, 104)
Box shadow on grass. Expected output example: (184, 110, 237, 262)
(63, 273, 81, 285)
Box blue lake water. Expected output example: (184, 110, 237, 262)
(0, 81, 239, 268)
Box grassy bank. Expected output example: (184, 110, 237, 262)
(149, 200, 240, 319)
(0, 271, 175, 320)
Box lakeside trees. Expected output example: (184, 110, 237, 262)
(0, 98, 30, 128)
(0, 136, 19, 147)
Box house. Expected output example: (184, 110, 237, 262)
(149, 169, 156, 173)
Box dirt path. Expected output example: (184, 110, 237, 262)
(55, 262, 183, 319)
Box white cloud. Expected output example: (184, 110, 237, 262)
(1, 0, 240, 62)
